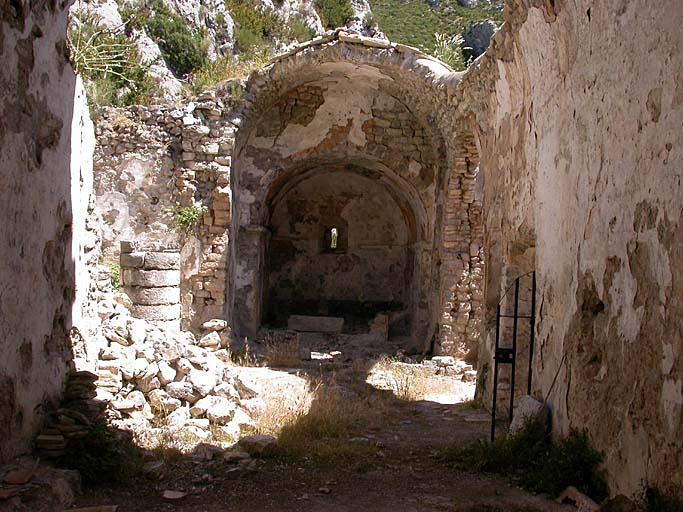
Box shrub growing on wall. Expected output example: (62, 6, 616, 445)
(68, 14, 155, 108)
(145, 1, 208, 76)
(313, 0, 353, 29)
(174, 204, 208, 234)
(226, 0, 287, 52)
(433, 33, 467, 71)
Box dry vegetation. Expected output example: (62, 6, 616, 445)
(264, 332, 301, 368)
(107, 356, 473, 471)
(276, 384, 384, 452)
(247, 377, 314, 438)
(366, 355, 460, 401)
(245, 370, 390, 461)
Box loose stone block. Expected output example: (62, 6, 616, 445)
(121, 241, 180, 254)
(120, 252, 145, 268)
(509, 395, 549, 435)
(144, 251, 181, 270)
(288, 315, 344, 333)
(132, 304, 181, 321)
(123, 269, 180, 287)
(204, 143, 220, 154)
(202, 319, 228, 331)
(126, 286, 180, 305)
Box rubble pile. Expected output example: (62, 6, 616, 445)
(83, 308, 262, 445)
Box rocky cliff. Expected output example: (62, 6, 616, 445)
(68, 0, 502, 104)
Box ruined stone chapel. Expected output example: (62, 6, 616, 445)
(1, 0, 682, 505)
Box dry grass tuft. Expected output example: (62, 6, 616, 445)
(246, 373, 388, 460)
(248, 380, 313, 438)
(276, 382, 385, 460)
(279, 385, 373, 441)
(230, 342, 261, 367)
(367, 355, 457, 401)
(265, 332, 301, 368)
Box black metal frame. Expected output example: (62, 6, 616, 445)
(490, 271, 537, 442)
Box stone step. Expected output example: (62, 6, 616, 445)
(287, 315, 344, 333)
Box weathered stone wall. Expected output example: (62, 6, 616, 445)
(92, 35, 485, 356)
(266, 169, 412, 331)
(462, 0, 683, 496)
(93, 89, 238, 331)
(231, 35, 484, 353)
(438, 133, 484, 358)
(121, 241, 182, 330)
(0, 2, 95, 461)
(94, 107, 179, 262)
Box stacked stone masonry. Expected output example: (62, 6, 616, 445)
(93, 36, 484, 355)
(121, 241, 182, 329)
(439, 133, 484, 358)
(94, 86, 239, 331)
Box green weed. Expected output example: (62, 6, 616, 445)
(369, 0, 502, 66)
(174, 204, 207, 233)
(109, 262, 121, 291)
(314, 0, 353, 29)
(145, 0, 208, 75)
(440, 419, 609, 502)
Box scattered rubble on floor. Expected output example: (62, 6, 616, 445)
(70, 305, 260, 450)
(238, 434, 278, 457)
(509, 395, 550, 435)
(0, 457, 80, 512)
(557, 486, 600, 511)
(366, 355, 478, 403)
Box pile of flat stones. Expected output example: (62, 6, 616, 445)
(35, 370, 104, 458)
(94, 313, 262, 442)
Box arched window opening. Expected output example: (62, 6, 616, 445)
(324, 226, 340, 252)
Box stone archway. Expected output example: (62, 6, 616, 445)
(263, 163, 423, 337)
(228, 33, 483, 353)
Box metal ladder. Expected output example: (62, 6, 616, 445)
(490, 271, 537, 442)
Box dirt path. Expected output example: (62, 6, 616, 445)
(75, 360, 570, 512)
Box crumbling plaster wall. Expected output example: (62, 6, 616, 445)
(91, 36, 486, 356)
(231, 37, 485, 354)
(266, 169, 411, 328)
(0, 1, 95, 461)
(93, 92, 238, 330)
(94, 108, 180, 262)
(463, 0, 683, 495)
(234, 74, 440, 344)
